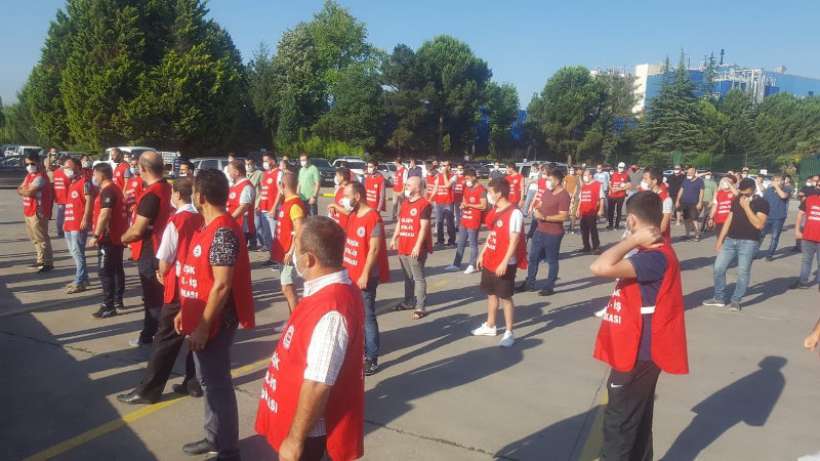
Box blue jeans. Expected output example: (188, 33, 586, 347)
(799, 240, 820, 285)
(362, 277, 380, 362)
(453, 227, 479, 267)
(526, 231, 564, 290)
(523, 188, 537, 216)
(55, 204, 65, 236)
(65, 230, 88, 285)
(713, 237, 760, 303)
(435, 203, 456, 244)
(760, 217, 786, 258)
(454, 203, 462, 231)
(257, 210, 273, 251)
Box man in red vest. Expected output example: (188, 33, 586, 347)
(390, 176, 432, 320)
(110, 148, 132, 190)
(256, 216, 364, 461)
(271, 172, 307, 312)
(641, 167, 674, 245)
(431, 160, 457, 246)
(62, 157, 94, 294)
(709, 176, 737, 237)
(793, 187, 820, 289)
(89, 163, 128, 318)
(424, 161, 436, 201)
(607, 161, 630, 230)
(472, 177, 527, 347)
(174, 169, 255, 461)
(363, 159, 386, 213)
(391, 156, 406, 220)
(452, 163, 466, 230)
(52, 156, 69, 238)
(447, 168, 486, 273)
(121, 151, 172, 346)
(257, 152, 280, 253)
(226, 160, 256, 245)
(577, 168, 605, 254)
(123, 155, 144, 218)
(18, 152, 54, 272)
(117, 177, 204, 405)
(505, 161, 525, 208)
(343, 181, 390, 375)
(590, 191, 688, 461)
(80, 154, 94, 181)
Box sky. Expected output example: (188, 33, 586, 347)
(2, 0, 820, 107)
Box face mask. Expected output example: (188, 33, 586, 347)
(618, 167, 624, 172)
(129, 167, 137, 175)
(674, 169, 681, 174)
(640, 180, 651, 191)
(263, 161, 271, 170)
(705, 175, 712, 180)
(546, 180, 555, 191)
(487, 193, 497, 206)
(808, 181, 815, 187)
(457, 170, 464, 176)
(26, 165, 37, 174)
(465, 180, 474, 188)
(720, 181, 731, 190)
(367, 167, 375, 174)
(82, 161, 91, 168)
(687, 175, 695, 180)
(334, 176, 341, 186)
(300, 160, 308, 167)
(583, 176, 592, 183)
(541, 173, 548, 179)
(293, 252, 306, 278)
(340, 197, 353, 210)
(569, 171, 576, 176)
(64, 168, 75, 179)
(92, 177, 100, 187)
(178, 172, 188, 177)
(404, 189, 413, 198)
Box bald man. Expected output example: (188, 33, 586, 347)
(390, 176, 433, 318)
(122, 151, 173, 347)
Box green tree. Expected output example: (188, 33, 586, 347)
(484, 82, 519, 157)
(381, 44, 436, 154)
(0, 97, 5, 130)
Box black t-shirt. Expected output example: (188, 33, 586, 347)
(727, 196, 770, 241)
(136, 189, 162, 260)
(98, 186, 119, 243)
(666, 174, 684, 196)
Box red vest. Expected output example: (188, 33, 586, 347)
(364, 174, 385, 211)
(64, 177, 89, 232)
(579, 181, 602, 215)
(506, 173, 524, 204)
(163, 210, 204, 304)
(93, 183, 128, 246)
(481, 205, 527, 272)
(113, 162, 130, 190)
(52, 168, 69, 205)
(714, 189, 735, 224)
(255, 280, 364, 461)
(609, 172, 629, 198)
(397, 197, 433, 256)
(271, 196, 305, 263)
(179, 214, 255, 336)
(453, 175, 465, 202)
(258, 169, 279, 212)
(461, 184, 485, 230)
(82, 167, 93, 182)
(227, 178, 256, 233)
(132, 181, 172, 260)
(343, 208, 390, 283)
(393, 166, 406, 192)
(425, 174, 436, 199)
(21, 172, 53, 219)
(433, 173, 453, 205)
(593, 244, 689, 374)
(802, 195, 820, 242)
(329, 186, 349, 230)
(123, 176, 144, 214)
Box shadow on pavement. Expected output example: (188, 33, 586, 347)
(495, 406, 603, 461)
(661, 356, 786, 461)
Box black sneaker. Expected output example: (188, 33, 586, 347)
(262, 259, 274, 267)
(37, 264, 53, 273)
(92, 305, 117, 318)
(515, 282, 535, 293)
(539, 288, 555, 296)
(174, 380, 204, 398)
(182, 438, 218, 456)
(114, 302, 125, 311)
(364, 359, 379, 376)
(790, 280, 811, 290)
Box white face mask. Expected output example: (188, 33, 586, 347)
(129, 167, 137, 175)
(340, 197, 353, 210)
(64, 168, 75, 179)
(263, 161, 271, 170)
(618, 167, 624, 172)
(92, 176, 100, 187)
(720, 181, 731, 190)
(674, 169, 681, 174)
(546, 180, 555, 191)
(705, 175, 712, 180)
(300, 160, 308, 167)
(687, 174, 695, 179)
(82, 161, 92, 169)
(293, 252, 306, 278)
(334, 176, 341, 186)
(367, 167, 375, 174)
(404, 189, 413, 198)
(178, 172, 188, 177)
(640, 180, 651, 191)
(456, 170, 464, 176)
(26, 165, 38, 174)
(487, 193, 497, 206)
(583, 176, 592, 183)
(465, 180, 474, 188)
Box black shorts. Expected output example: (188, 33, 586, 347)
(682, 203, 699, 220)
(480, 264, 517, 298)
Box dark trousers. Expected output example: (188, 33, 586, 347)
(295, 436, 327, 461)
(135, 303, 196, 400)
(525, 231, 563, 290)
(362, 277, 380, 362)
(607, 197, 625, 229)
(194, 322, 239, 459)
(138, 249, 163, 344)
(98, 243, 125, 309)
(435, 203, 456, 244)
(602, 361, 661, 461)
(580, 214, 600, 250)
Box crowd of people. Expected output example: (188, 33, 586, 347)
(14, 148, 820, 460)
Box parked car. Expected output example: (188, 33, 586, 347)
(190, 156, 244, 174)
(378, 163, 397, 187)
(6, 145, 42, 158)
(308, 158, 336, 187)
(1, 144, 19, 158)
(464, 162, 490, 179)
(0, 156, 26, 189)
(332, 159, 366, 179)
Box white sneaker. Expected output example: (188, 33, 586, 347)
(445, 264, 460, 272)
(594, 307, 607, 318)
(471, 323, 497, 336)
(463, 265, 477, 274)
(499, 331, 515, 347)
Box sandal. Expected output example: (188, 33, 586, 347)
(412, 310, 427, 320)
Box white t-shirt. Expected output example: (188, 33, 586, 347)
(239, 183, 254, 205)
(156, 204, 198, 264)
(507, 208, 523, 265)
